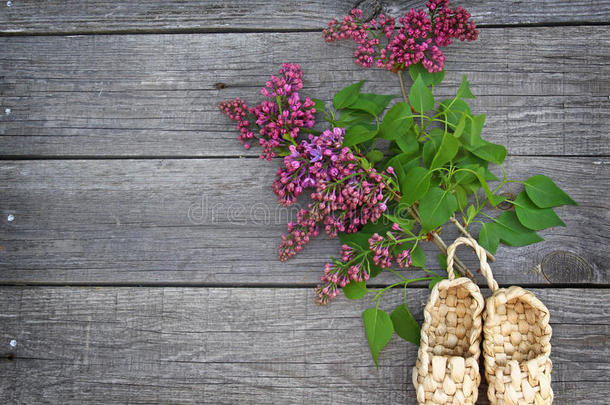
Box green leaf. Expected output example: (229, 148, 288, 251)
(337, 108, 374, 127)
(459, 115, 485, 148)
(343, 280, 368, 300)
(401, 166, 430, 205)
(440, 99, 471, 126)
(419, 187, 458, 232)
(386, 153, 419, 183)
(494, 211, 544, 247)
(359, 220, 393, 236)
(457, 75, 476, 99)
(409, 75, 434, 113)
(368, 261, 383, 278)
(311, 98, 325, 113)
(333, 80, 364, 109)
(379, 102, 413, 140)
(422, 140, 437, 168)
(383, 214, 415, 231)
(453, 114, 466, 138)
(473, 167, 501, 207)
(525, 174, 577, 208)
(348, 98, 378, 117)
(513, 192, 566, 231)
(466, 140, 507, 165)
(453, 185, 468, 210)
(478, 222, 500, 255)
(366, 149, 385, 163)
(410, 244, 426, 267)
(391, 304, 420, 345)
(430, 131, 459, 169)
(343, 125, 377, 147)
(362, 308, 394, 367)
(339, 232, 370, 250)
(409, 64, 445, 86)
(395, 128, 419, 155)
(466, 205, 477, 222)
(350, 93, 397, 116)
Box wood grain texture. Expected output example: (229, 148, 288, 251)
(0, 28, 608, 157)
(0, 157, 606, 285)
(0, 287, 608, 404)
(0, 0, 609, 34)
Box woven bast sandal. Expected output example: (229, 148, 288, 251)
(483, 284, 553, 404)
(413, 237, 497, 405)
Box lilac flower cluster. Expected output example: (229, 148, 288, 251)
(276, 127, 393, 262)
(314, 245, 371, 305)
(368, 229, 413, 269)
(322, 0, 478, 73)
(218, 63, 316, 160)
(313, 221, 418, 305)
(313, 225, 416, 305)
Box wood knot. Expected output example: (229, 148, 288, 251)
(540, 251, 593, 283)
(214, 82, 227, 90)
(353, 0, 382, 20)
(497, 192, 516, 211)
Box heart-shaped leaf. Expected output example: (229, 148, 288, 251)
(409, 75, 434, 113)
(333, 81, 364, 109)
(409, 64, 445, 86)
(513, 192, 566, 230)
(362, 308, 394, 367)
(493, 211, 544, 247)
(400, 166, 430, 205)
(430, 131, 459, 169)
(343, 125, 377, 147)
(456, 75, 476, 99)
(391, 304, 420, 345)
(379, 102, 413, 140)
(419, 187, 458, 232)
(525, 174, 577, 208)
(343, 280, 368, 300)
(478, 222, 500, 255)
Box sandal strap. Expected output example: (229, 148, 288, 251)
(446, 237, 498, 292)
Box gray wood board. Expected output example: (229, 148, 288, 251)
(0, 287, 608, 404)
(0, 28, 608, 157)
(0, 157, 606, 285)
(0, 0, 609, 34)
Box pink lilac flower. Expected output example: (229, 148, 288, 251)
(218, 63, 316, 160)
(218, 97, 255, 149)
(368, 233, 393, 268)
(396, 249, 413, 268)
(277, 128, 393, 262)
(400, 9, 432, 39)
(324, 1, 477, 73)
(314, 256, 371, 305)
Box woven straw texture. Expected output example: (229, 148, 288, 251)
(412, 238, 490, 404)
(483, 286, 553, 405)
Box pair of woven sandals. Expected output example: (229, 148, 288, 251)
(413, 237, 553, 405)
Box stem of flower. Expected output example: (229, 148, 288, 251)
(397, 70, 409, 103)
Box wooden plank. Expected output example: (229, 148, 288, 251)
(0, 157, 606, 285)
(0, 287, 608, 404)
(0, 0, 608, 34)
(0, 28, 608, 157)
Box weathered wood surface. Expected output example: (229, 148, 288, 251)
(0, 156, 606, 285)
(0, 287, 607, 404)
(1, 28, 608, 157)
(0, 0, 609, 34)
